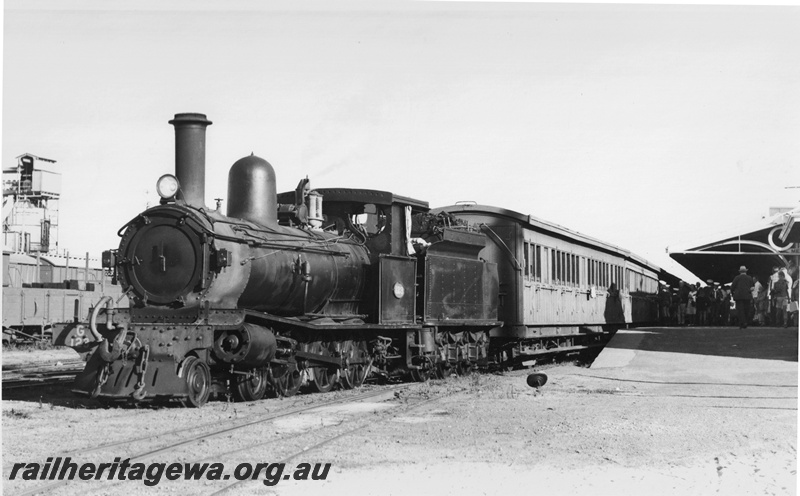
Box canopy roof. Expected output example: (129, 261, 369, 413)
(669, 208, 800, 284)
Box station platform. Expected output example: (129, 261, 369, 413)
(591, 326, 798, 386)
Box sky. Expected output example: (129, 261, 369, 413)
(3, 0, 800, 283)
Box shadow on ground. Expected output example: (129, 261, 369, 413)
(608, 327, 798, 362)
(3, 383, 137, 409)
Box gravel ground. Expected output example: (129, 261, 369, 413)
(2, 327, 796, 496)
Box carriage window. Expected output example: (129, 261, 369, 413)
(565, 252, 570, 285)
(559, 252, 564, 284)
(568, 255, 572, 286)
(557, 252, 562, 284)
(543, 247, 550, 283)
(603, 263, 606, 287)
(524, 242, 530, 277)
(534, 245, 542, 281)
(555, 251, 560, 283)
(572, 255, 578, 286)
(530, 243, 536, 279)
(567, 253, 572, 285)
(594, 260, 599, 286)
(568, 254, 574, 286)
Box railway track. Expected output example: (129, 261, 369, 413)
(11, 381, 432, 496)
(208, 387, 455, 495)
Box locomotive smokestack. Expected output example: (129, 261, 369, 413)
(169, 113, 212, 208)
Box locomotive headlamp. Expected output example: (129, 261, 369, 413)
(156, 174, 180, 200)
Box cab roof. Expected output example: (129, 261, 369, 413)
(278, 188, 429, 210)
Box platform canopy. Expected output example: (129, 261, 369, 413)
(669, 208, 800, 284)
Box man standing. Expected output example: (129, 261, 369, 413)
(731, 266, 754, 329)
(713, 282, 724, 325)
(772, 271, 790, 328)
(677, 281, 690, 326)
(769, 266, 794, 324)
(752, 276, 764, 326)
(768, 266, 780, 324)
(658, 283, 671, 325)
(721, 285, 732, 326)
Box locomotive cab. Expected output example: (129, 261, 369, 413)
(278, 187, 430, 325)
(278, 187, 429, 259)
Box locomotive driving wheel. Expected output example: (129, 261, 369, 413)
(309, 342, 337, 393)
(452, 346, 474, 376)
(455, 360, 474, 376)
(339, 340, 369, 389)
(233, 367, 269, 402)
(410, 355, 438, 382)
(271, 361, 302, 397)
(410, 366, 432, 382)
(179, 356, 211, 408)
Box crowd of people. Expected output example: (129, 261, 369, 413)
(658, 265, 799, 328)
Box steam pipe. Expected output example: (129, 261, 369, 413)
(168, 113, 212, 208)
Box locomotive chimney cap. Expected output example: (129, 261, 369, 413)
(169, 113, 213, 126)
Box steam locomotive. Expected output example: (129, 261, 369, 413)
(54, 113, 662, 407)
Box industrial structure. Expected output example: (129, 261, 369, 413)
(2, 153, 122, 343)
(3, 153, 60, 254)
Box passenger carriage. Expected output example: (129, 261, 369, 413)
(434, 204, 660, 366)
